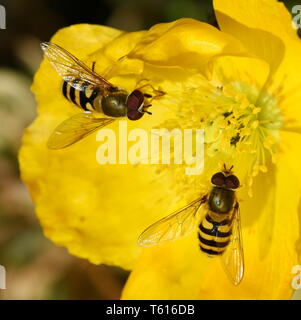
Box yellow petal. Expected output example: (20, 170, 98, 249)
(128, 18, 247, 77)
(211, 55, 270, 97)
(214, 0, 298, 42)
(214, 0, 301, 129)
(122, 131, 301, 299)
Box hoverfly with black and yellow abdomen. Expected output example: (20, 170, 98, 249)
(138, 165, 244, 285)
(41, 42, 165, 149)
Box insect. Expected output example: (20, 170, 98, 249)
(41, 42, 164, 149)
(138, 165, 244, 285)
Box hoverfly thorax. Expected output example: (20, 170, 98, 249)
(96, 90, 128, 117)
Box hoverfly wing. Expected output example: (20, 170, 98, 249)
(41, 42, 116, 90)
(138, 197, 206, 247)
(47, 112, 115, 149)
(220, 202, 244, 286)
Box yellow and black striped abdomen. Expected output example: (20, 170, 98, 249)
(62, 80, 100, 111)
(198, 212, 232, 256)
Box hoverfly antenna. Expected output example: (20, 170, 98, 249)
(223, 164, 234, 174)
(140, 104, 152, 115)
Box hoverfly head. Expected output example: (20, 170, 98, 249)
(211, 167, 240, 190)
(126, 89, 149, 120)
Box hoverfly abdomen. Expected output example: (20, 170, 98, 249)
(198, 213, 232, 256)
(61, 79, 100, 112)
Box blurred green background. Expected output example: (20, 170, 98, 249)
(0, 0, 300, 300)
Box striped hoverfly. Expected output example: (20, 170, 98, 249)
(138, 165, 244, 285)
(41, 42, 164, 149)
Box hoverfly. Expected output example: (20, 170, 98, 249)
(138, 165, 244, 285)
(41, 42, 164, 149)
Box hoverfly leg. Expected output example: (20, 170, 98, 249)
(92, 61, 96, 72)
(201, 194, 207, 203)
(147, 86, 165, 103)
(136, 81, 166, 102)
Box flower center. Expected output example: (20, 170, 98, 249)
(156, 77, 283, 197)
(199, 80, 283, 190)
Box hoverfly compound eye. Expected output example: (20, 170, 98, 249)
(126, 90, 145, 121)
(127, 110, 144, 120)
(225, 175, 240, 189)
(211, 172, 226, 187)
(127, 90, 144, 111)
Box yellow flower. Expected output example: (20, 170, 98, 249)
(19, 0, 301, 299)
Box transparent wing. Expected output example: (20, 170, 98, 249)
(220, 203, 244, 286)
(41, 42, 116, 90)
(138, 197, 206, 247)
(47, 112, 115, 149)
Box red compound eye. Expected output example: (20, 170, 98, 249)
(127, 110, 143, 120)
(126, 90, 144, 111)
(225, 175, 240, 189)
(211, 172, 226, 187)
